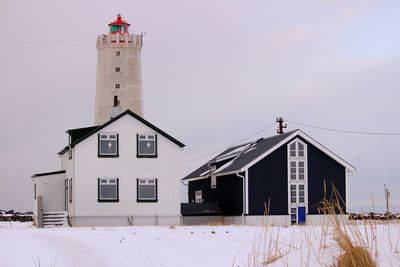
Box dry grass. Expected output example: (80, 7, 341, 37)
(245, 183, 385, 267)
(335, 234, 375, 267)
(322, 186, 377, 267)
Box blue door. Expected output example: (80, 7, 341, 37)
(298, 207, 306, 224)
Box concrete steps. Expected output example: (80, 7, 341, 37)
(42, 211, 68, 228)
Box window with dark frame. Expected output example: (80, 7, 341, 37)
(98, 178, 119, 202)
(137, 134, 157, 157)
(98, 133, 119, 157)
(116, 51, 120, 56)
(69, 179, 72, 203)
(115, 84, 120, 89)
(115, 67, 120, 72)
(137, 179, 157, 202)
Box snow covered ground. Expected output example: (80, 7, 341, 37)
(0, 221, 399, 267)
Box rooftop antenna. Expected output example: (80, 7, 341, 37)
(276, 117, 287, 134)
(382, 141, 390, 217)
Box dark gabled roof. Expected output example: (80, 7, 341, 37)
(67, 126, 99, 143)
(31, 170, 66, 178)
(59, 109, 185, 155)
(182, 140, 257, 180)
(183, 129, 356, 181)
(219, 131, 296, 173)
(183, 130, 296, 180)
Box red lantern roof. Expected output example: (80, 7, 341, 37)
(108, 14, 130, 26)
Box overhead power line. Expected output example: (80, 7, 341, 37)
(20, 38, 93, 44)
(287, 119, 400, 136)
(182, 122, 277, 164)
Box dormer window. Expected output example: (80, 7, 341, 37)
(98, 133, 119, 157)
(137, 134, 157, 158)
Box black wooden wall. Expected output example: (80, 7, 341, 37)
(188, 174, 243, 215)
(188, 177, 216, 203)
(307, 143, 346, 214)
(248, 145, 288, 215)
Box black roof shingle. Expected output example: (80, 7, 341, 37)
(183, 130, 297, 180)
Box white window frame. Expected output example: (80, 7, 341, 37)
(290, 207, 297, 224)
(290, 184, 297, 203)
(195, 190, 202, 203)
(137, 178, 157, 202)
(298, 184, 305, 203)
(287, 138, 308, 222)
(290, 184, 306, 204)
(137, 133, 157, 157)
(98, 178, 119, 201)
(211, 175, 216, 189)
(98, 133, 118, 156)
(289, 160, 305, 180)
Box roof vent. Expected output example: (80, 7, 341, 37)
(110, 95, 122, 119)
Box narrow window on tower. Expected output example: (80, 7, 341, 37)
(115, 67, 120, 72)
(115, 84, 120, 89)
(116, 51, 120, 56)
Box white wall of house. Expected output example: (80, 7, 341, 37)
(61, 151, 75, 217)
(33, 172, 66, 215)
(69, 114, 182, 226)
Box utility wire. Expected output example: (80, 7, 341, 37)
(182, 122, 277, 164)
(287, 119, 400, 136)
(19, 38, 93, 44)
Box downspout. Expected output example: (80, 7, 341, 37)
(236, 171, 246, 225)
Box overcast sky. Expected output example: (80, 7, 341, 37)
(1, 0, 399, 213)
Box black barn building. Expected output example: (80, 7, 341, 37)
(182, 130, 355, 225)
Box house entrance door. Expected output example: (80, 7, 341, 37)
(298, 206, 306, 224)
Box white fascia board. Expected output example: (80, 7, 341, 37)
(296, 130, 356, 172)
(239, 131, 299, 173)
(184, 169, 242, 182)
(182, 176, 209, 182)
(239, 130, 356, 173)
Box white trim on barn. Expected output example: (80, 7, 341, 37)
(287, 138, 308, 224)
(245, 170, 249, 214)
(239, 130, 355, 173)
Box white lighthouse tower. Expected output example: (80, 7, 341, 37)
(94, 14, 144, 125)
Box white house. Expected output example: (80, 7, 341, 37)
(32, 109, 185, 227)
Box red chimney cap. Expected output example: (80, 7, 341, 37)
(108, 14, 130, 26)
